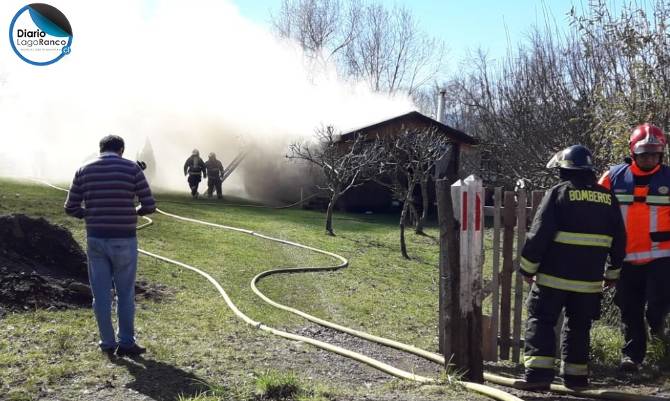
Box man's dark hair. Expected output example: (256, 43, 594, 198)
(99, 135, 125, 153)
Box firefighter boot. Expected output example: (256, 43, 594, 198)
(513, 379, 551, 391)
(619, 356, 640, 373)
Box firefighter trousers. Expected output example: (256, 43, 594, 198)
(187, 175, 201, 196)
(615, 259, 670, 363)
(523, 283, 600, 384)
(207, 178, 223, 199)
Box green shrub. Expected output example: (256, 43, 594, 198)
(646, 336, 668, 367)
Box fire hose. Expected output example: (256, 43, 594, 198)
(39, 180, 669, 401)
(38, 180, 521, 401)
(158, 206, 670, 401)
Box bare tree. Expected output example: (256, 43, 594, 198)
(271, 0, 444, 95)
(271, 0, 359, 63)
(287, 125, 382, 235)
(448, 33, 599, 188)
(376, 127, 450, 258)
(570, 0, 670, 162)
(443, 1, 670, 189)
(343, 4, 445, 95)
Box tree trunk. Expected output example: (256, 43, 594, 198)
(399, 201, 410, 259)
(325, 193, 339, 236)
(416, 178, 429, 234)
(408, 202, 419, 228)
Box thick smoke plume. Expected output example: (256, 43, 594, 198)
(0, 0, 413, 201)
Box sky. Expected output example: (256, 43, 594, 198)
(233, 0, 580, 72)
(0, 0, 646, 199)
(0, 0, 414, 199)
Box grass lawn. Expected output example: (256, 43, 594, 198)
(0, 178, 478, 401)
(2, 178, 667, 401)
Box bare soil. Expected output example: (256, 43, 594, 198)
(0, 214, 170, 314)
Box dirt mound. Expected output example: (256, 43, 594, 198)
(0, 214, 169, 314)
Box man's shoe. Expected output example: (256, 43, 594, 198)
(619, 356, 639, 372)
(116, 343, 146, 357)
(100, 346, 117, 358)
(513, 380, 551, 391)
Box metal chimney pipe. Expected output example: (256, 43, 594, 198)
(436, 89, 446, 123)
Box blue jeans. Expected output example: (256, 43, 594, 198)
(86, 237, 138, 350)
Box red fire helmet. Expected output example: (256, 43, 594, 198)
(629, 123, 667, 155)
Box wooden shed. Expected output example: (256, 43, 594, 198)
(335, 110, 477, 212)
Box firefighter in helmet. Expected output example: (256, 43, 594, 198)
(205, 152, 224, 199)
(183, 149, 207, 199)
(518, 145, 626, 390)
(599, 124, 670, 371)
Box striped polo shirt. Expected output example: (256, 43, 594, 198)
(64, 153, 156, 238)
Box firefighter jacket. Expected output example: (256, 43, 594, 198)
(519, 178, 626, 293)
(599, 162, 670, 265)
(184, 156, 207, 178)
(205, 159, 224, 181)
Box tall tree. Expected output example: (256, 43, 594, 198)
(271, 0, 444, 95)
(444, 2, 670, 189)
(271, 0, 358, 63)
(570, 0, 670, 162)
(343, 4, 444, 95)
(449, 34, 598, 188)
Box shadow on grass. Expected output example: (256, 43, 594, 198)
(111, 356, 208, 401)
(414, 230, 439, 244)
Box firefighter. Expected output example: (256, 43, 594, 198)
(599, 124, 670, 372)
(518, 145, 626, 390)
(205, 152, 224, 199)
(183, 149, 207, 199)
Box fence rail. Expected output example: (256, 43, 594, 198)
(484, 188, 544, 363)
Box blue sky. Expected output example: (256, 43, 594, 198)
(233, 0, 580, 70)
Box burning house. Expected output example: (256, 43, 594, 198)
(335, 108, 477, 213)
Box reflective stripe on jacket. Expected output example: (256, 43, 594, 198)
(519, 178, 626, 292)
(600, 163, 670, 264)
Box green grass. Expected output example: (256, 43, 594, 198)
(6, 178, 665, 399)
(254, 370, 301, 399)
(175, 370, 336, 401)
(0, 178, 481, 401)
(590, 324, 625, 366)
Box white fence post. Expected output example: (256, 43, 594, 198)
(449, 174, 485, 380)
(451, 175, 484, 315)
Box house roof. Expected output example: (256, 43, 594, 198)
(339, 110, 477, 145)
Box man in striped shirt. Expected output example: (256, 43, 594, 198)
(65, 135, 156, 357)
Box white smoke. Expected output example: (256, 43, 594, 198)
(0, 0, 413, 199)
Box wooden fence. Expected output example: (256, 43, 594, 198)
(482, 188, 547, 363)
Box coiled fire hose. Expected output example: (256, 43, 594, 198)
(39, 180, 669, 400)
(38, 181, 521, 401)
(157, 205, 669, 401)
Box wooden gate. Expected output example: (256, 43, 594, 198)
(483, 188, 547, 363)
